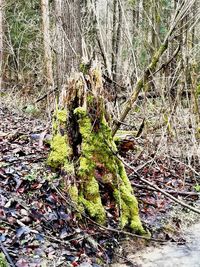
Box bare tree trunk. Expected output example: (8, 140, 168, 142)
(63, 0, 82, 74)
(41, 0, 54, 87)
(0, 0, 3, 91)
(54, 0, 63, 90)
(112, 0, 122, 88)
(111, 0, 117, 78)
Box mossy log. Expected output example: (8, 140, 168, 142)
(47, 67, 146, 234)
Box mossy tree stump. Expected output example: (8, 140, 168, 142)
(47, 67, 145, 234)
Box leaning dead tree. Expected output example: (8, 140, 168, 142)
(112, 0, 198, 135)
(47, 65, 146, 234)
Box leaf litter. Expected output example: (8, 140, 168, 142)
(0, 105, 200, 266)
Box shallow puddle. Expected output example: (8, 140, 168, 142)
(113, 222, 200, 267)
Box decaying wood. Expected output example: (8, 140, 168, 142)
(48, 67, 146, 233)
(111, 42, 169, 136)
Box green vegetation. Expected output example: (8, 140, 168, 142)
(194, 184, 200, 192)
(5, 0, 42, 84)
(47, 109, 74, 174)
(48, 95, 145, 233)
(0, 253, 8, 267)
(75, 105, 145, 232)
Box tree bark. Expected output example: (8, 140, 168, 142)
(41, 0, 54, 87)
(54, 0, 63, 90)
(63, 0, 82, 74)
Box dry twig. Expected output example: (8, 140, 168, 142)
(52, 185, 167, 243)
(119, 156, 200, 215)
(131, 182, 200, 197)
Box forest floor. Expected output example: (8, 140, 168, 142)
(1, 103, 200, 267)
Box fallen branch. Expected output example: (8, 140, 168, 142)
(119, 156, 200, 215)
(113, 117, 137, 130)
(111, 41, 169, 136)
(167, 156, 200, 177)
(0, 172, 7, 179)
(112, 1, 196, 136)
(131, 182, 200, 197)
(104, 137, 200, 214)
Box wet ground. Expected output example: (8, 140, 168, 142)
(112, 220, 200, 267)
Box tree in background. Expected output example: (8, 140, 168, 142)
(4, 0, 42, 90)
(41, 0, 54, 88)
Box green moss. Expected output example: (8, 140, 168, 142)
(0, 253, 8, 267)
(56, 109, 67, 122)
(47, 108, 73, 173)
(74, 107, 106, 223)
(49, 94, 145, 233)
(150, 44, 168, 70)
(79, 157, 95, 176)
(112, 161, 146, 234)
(102, 173, 113, 183)
(74, 105, 145, 233)
(74, 107, 96, 177)
(84, 176, 101, 199)
(52, 109, 67, 132)
(64, 162, 74, 174)
(196, 84, 200, 96)
(117, 160, 133, 192)
(79, 192, 106, 224)
(113, 185, 145, 234)
(47, 134, 68, 168)
(69, 185, 79, 203)
(74, 106, 87, 117)
(87, 95, 95, 104)
(137, 78, 144, 89)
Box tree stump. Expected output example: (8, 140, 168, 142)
(47, 66, 145, 234)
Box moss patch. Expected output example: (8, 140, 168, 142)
(0, 253, 8, 267)
(47, 109, 73, 173)
(68, 185, 79, 203)
(47, 134, 68, 168)
(74, 105, 145, 233)
(75, 107, 106, 224)
(48, 71, 145, 234)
